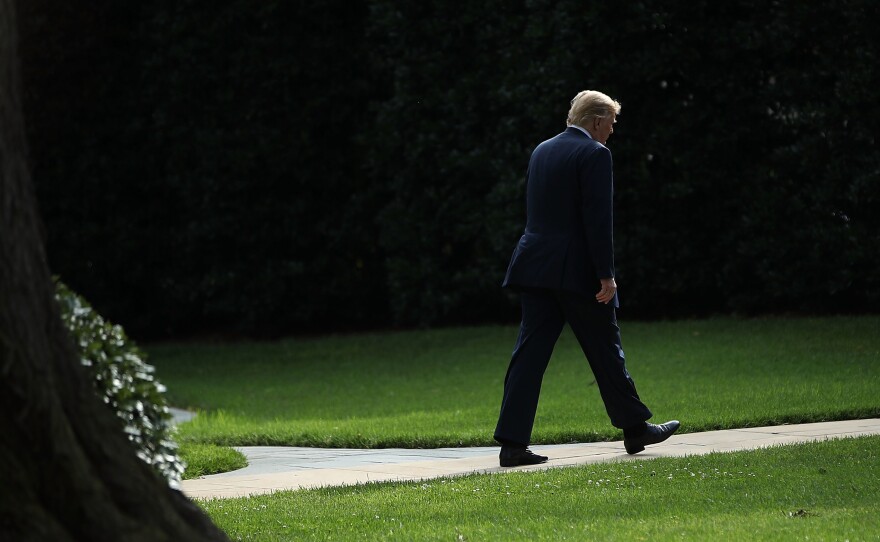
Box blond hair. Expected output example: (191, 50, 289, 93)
(566, 90, 621, 128)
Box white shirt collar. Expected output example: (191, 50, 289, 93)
(568, 124, 592, 139)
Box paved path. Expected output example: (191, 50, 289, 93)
(169, 407, 197, 425)
(181, 418, 880, 500)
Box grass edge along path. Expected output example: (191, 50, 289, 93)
(151, 316, 880, 449)
(179, 442, 247, 480)
(198, 435, 880, 541)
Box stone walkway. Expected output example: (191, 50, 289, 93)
(181, 418, 880, 500)
(169, 407, 197, 425)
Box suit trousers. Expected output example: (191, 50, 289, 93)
(494, 289, 652, 446)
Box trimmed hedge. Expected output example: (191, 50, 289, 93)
(20, 0, 880, 337)
(55, 280, 184, 484)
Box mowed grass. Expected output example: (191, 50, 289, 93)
(179, 443, 247, 480)
(148, 316, 880, 448)
(200, 435, 880, 541)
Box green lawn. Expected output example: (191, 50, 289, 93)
(200, 435, 880, 541)
(153, 316, 880, 540)
(149, 316, 880, 448)
(178, 443, 247, 479)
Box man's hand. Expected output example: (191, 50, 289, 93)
(596, 277, 617, 304)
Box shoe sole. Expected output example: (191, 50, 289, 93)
(499, 458, 548, 467)
(624, 444, 646, 455)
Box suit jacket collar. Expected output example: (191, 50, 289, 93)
(566, 125, 592, 139)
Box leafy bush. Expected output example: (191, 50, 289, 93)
(54, 280, 185, 485)
(21, 1, 880, 337)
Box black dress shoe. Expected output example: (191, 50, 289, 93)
(499, 445, 549, 467)
(624, 420, 680, 455)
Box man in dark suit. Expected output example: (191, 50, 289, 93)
(494, 90, 679, 467)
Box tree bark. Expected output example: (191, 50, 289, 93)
(0, 2, 228, 540)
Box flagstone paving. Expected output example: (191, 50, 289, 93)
(181, 418, 880, 500)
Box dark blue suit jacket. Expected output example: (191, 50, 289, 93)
(503, 127, 618, 307)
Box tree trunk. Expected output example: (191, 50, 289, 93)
(0, 2, 228, 540)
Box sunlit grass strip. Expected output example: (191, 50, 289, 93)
(200, 436, 880, 541)
(149, 316, 880, 448)
(179, 443, 247, 480)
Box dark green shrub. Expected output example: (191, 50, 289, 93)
(54, 280, 184, 485)
(21, 0, 386, 338)
(21, 0, 880, 336)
